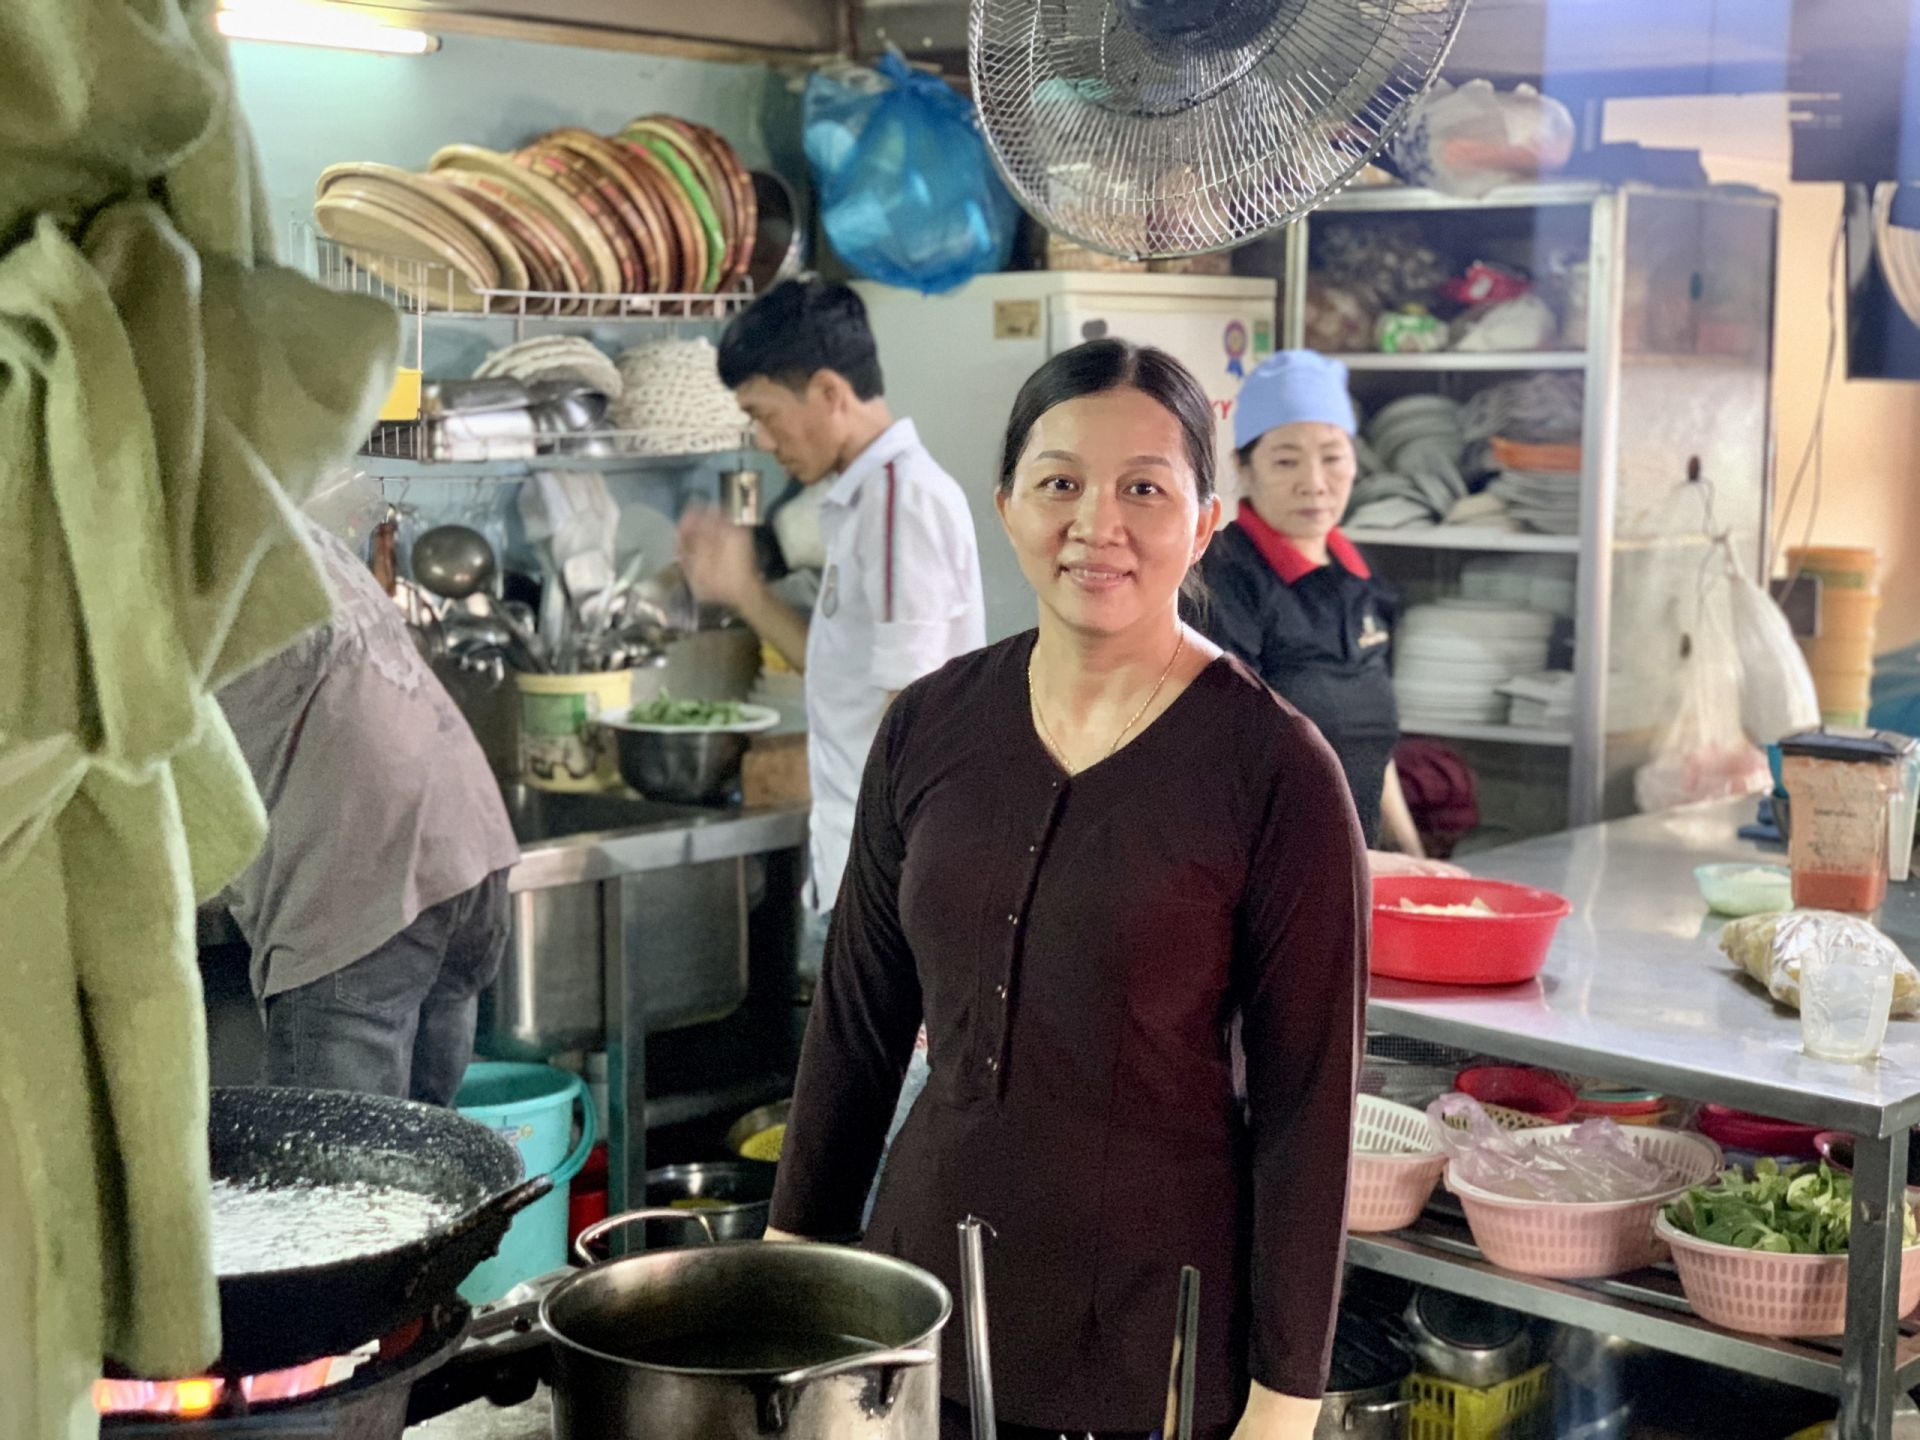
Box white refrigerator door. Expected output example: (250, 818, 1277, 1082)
(1048, 293, 1275, 512)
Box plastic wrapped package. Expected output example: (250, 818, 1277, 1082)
(1304, 276, 1380, 352)
(1316, 222, 1449, 308)
(1391, 80, 1576, 199)
(1719, 910, 1920, 1016)
(1452, 293, 1559, 352)
(1427, 1095, 1689, 1202)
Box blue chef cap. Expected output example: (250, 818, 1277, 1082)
(1232, 350, 1357, 450)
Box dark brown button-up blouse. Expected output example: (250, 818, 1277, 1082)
(770, 633, 1367, 1433)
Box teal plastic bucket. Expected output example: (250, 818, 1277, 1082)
(455, 1061, 597, 1303)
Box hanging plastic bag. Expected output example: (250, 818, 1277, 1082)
(803, 51, 1020, 295)
(1634, 600, 1772, 813)
(1720, 538, 1821, 746)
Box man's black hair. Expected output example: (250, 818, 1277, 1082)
(717, 278, 885, 400)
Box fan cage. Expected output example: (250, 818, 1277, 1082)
(970, 0, 1470, 258)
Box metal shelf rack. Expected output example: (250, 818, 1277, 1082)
(1269, 183, 1779, 829)
(1357, 800, 1920, 1438)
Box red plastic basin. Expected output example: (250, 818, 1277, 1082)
(1457, 1064, 1579, 1122)
(1696, 1106, 1824, 1159)
(1371, 876, 1572, 986)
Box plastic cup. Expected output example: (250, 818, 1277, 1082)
(1801, 929, 1897, 1063)
(1892, 749, 1920, 885)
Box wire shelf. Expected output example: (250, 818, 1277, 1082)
(294, 221, 754, 322)
(363, 419, 748, 465)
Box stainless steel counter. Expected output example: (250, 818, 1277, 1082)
(1358, 798, 1919, 1439)
(1370, 799, 1920, 1137)
(504, 787, 809, 891)
(499, 786, 809, 1225)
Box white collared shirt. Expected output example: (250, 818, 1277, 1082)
(805, 418, 984, 912)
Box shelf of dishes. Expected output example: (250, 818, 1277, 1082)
(1401, 721, 1574, 748)
(358, 333, 751, 468)
(304, 229, 755, 321)
(1345, 527, 1582, 556)
(302, 119, 785, 314)
(1348, 1209, 1920, 1397)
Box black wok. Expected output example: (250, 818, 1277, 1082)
(209, 1086, 549, 1376)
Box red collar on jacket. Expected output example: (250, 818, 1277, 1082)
(1234, 499, 1371, 584)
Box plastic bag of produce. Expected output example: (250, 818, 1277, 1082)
(1428, 1095, 1687, 1202)
(1719, 910, 1920, 1016)
(1633, 603, 1772, 812)
(803, 50, 1019, 295)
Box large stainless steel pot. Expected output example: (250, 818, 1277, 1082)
(537, 1213, 950, 1439)
(1314, 1312, 1411, 1440)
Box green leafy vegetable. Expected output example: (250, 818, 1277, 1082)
(1663, 1158, 1918, 1255)
(628, 694, 749, 728)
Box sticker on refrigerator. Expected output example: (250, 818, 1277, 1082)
(1223, 320, 1248, 378)
(994, 300, 1042, 340)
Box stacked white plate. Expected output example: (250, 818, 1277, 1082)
(1487, 467, 1580, 534)
(1460, 555, 1577, 619)
(1499, 671, 1576, 729)
(1394, 601, 1556, 730)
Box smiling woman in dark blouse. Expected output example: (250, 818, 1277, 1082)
(767, 341, 1367, 1440)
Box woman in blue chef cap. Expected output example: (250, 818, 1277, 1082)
(1194, 351, 1457, 874)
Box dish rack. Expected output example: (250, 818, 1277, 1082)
(294, 222, 755, 468)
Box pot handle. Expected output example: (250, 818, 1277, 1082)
(572, 1206, 717, 1264)
(755, 1348, 936, 1434)
(440, 1175, 555, 1250)
(1343, 1398, 1412, 1431)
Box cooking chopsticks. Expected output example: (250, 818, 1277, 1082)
(1162, 1265, 1200, 1440)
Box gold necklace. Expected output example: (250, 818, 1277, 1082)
(1029, 629, 1186, 771)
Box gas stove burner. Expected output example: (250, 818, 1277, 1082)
(98, 1305, 474, 1439)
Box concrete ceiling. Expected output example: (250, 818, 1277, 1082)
(859, 0, 1797, 97)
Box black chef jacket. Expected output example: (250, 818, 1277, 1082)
(1190, 506, 1399, 845)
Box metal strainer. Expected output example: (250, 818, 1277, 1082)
(969, 0, 1471, 258)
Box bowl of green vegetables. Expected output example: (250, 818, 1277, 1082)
(598, 696, 779, 805)
(1655, 1159, 1920, 1336)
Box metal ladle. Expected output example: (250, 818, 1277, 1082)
(412, 525, 498, 602)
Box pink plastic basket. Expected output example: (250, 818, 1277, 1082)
(1350, 1096, 1447, 1233)
(1449, 1126, 1722, 1279)
(1654, 1213, 1920, 1337)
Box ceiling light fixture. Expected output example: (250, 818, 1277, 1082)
(215, 1, 440, 56)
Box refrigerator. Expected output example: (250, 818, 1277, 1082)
(856, 272, 1279, 643)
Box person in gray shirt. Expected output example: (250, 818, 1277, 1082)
(217, 522, 520, 1105)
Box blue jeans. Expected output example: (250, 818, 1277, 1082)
(264, 870, 511, 1106)
(802, 909, 930, 1226)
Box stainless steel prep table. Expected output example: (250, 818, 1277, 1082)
(505, 789, 808, 1220)
(1356, 799, 1919, 1438)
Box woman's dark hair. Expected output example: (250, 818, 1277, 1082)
(717, 278, 885, 400)
(996, 339, 1216, 502)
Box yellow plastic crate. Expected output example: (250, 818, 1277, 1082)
(1406, 1363, 1552, 1440)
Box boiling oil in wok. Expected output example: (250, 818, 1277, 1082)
(209, 1177, 455, 1275)
(625, 1329, 886, 1372)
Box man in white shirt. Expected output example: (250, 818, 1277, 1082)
(681, 282, 982, 1183)
(682, 280, 985, 947)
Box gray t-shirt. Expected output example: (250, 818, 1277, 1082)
(218, 524, 520, 998)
